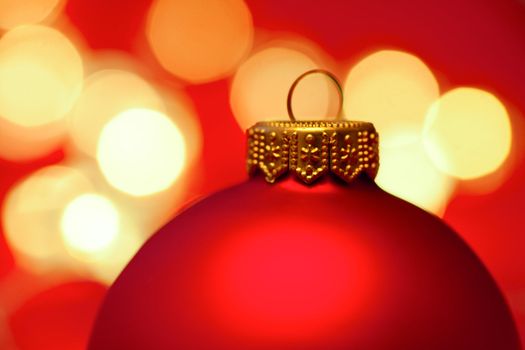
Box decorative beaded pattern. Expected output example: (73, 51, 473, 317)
(247, 120, 379, 184)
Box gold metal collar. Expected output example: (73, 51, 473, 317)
(247, 69, 379, 184)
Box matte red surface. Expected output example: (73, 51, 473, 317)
(89, 177, 520, 349)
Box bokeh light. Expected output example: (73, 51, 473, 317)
(343, 50, 439, 139)
(423, 87, 512, 180)
(87, 227, 143, 284)
(68, 69, 165, 156)
(3, 166, 94, 269)
(59, 189, 143, 284)
(0, 25, 83, 127)
(97, 108, 187, 196)
(2, 164, 145, 284)
(61, 194, 119, 255)
(0, 0, 62, 30)
(230, 46, 335, 130)
(376, 129, 456, 215)
(146, 0, 253, 83)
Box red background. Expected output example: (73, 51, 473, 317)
(1, 0, 525, 347)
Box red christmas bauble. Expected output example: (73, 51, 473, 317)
(90, 72, 519, 349)
(89, 176, 519, 349)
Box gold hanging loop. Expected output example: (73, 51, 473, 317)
(286, 69, 344, 122)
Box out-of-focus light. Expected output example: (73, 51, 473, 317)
(97, 108, 187, 196)
(61, 194, 119, 255)
(343, 50, 439, 139)
(68, 69, 165, 156)
(231, 46, 335, 130)
(146, 0, 253, 83)
(0, 25, 83, 127)
(423, 87, 512, 180)
(2, 164, 148, 284)
(0, 0, 62, 30)
(88, 225, 143, 284)
(376, 130, 455, 215)
(3, 166, 94, 270)
(59, 190, 143, 284)
(71, 104, 196, 236)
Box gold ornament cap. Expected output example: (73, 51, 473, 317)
(247, 69, 379, 184)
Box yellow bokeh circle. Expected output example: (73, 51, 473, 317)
(2, 166, 93, 268)
(0, 25, 83, 127)
(2, 164, 148, 284)
(61, 193, 120, 255)
(0, 0, 62, 30)
(423, 87, 512, 180)
(146, 0, 253, 83)
(68, 69, 165, 156)
(97, 108, 187, 196)
(344, 50, 439, 138)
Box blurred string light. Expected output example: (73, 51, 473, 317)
(60, 192, 143, 284)
(68, 76, 200, 230)
(0, 0, 63, 30)
(69, 157, 190, 241)
(68, 69, 166, 157)
(423, 87, 512, 180)
(230, 45, 336, 130)
(0, 21, 88, 162)
(3, 166, 93, 269)
(0, 24, 83, 127)
(146, 0, 253, 83)
(2, 166, 144, 284)
(60, 194, 119, 255)
(96, 108, 187, 197)
(376, 129, 456, 215)
(343, 50, 439, 142)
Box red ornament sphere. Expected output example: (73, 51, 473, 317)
(89, 177, 520, 349)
